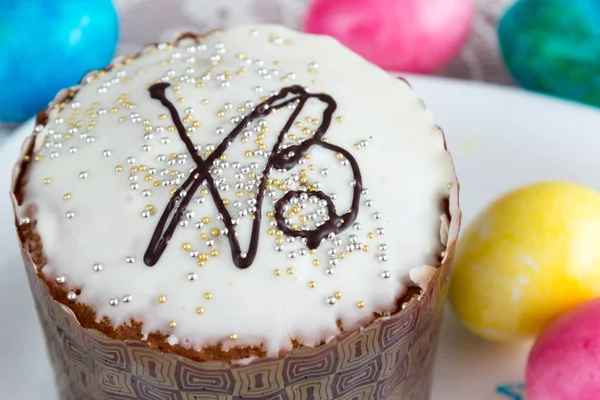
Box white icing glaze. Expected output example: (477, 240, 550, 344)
(440, 214, 450, 245)
(232, 356, 259, 367)
(409, 265, 438, 290)
(20, 25, 456, 357)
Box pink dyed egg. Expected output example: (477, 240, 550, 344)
(527, 298, 600, 400)
(303, 0, 474, 73)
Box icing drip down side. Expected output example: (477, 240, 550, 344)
(17, 25, 457, 357)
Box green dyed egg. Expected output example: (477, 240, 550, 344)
(499, 0, 600, 107)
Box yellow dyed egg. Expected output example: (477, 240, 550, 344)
(450, 182, 600, 342)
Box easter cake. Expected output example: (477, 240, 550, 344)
(12, 25, 460, 399)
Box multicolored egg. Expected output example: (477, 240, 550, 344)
(450, 182, 600, 342)
(303, 0, 474, 73)
(527, 298, 600, 400)
(0, 0, 118, 122)
(499, 0, 600, 107)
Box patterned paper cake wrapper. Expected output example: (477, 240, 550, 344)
(12, 112, 461, 400)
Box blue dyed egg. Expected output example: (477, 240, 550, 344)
(0, 1, 118, 122)
(498, 0, 600, 107)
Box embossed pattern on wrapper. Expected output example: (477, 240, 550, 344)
(19, 243, 455, 399)
(14, 137, 459, 398)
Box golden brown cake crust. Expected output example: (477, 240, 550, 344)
(17, 216, 425, 363)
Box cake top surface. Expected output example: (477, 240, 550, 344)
(17, 25, 456, 357)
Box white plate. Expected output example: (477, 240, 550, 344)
(2, 75, 600, 400)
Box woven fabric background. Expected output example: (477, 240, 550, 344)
(114, 0, 517, 84)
